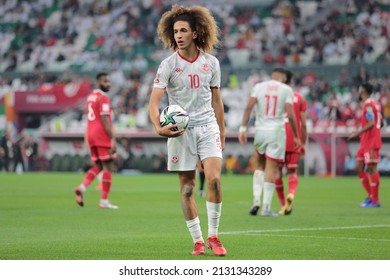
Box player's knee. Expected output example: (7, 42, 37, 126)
(207, 176, 221, 192)
(182, 184, 195, 198)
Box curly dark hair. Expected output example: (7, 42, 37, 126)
(157, 5, 220, 53)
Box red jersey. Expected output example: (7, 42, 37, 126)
(360, 98, 382, 149)
(86, 89, 112, 148)
(285, 92, 307, 152)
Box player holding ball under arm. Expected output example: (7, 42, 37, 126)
(148, 5, 227, 256)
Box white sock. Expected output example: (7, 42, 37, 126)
(186, 217, 204, 243)
(79, 184, 86, 192)
(206, 201, 222, 237)
(262, 182, 275, 212)
(253, 170, 264, 206)
(100, 199, 108, 205)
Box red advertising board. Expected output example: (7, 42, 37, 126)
(14, 80, 92, 113)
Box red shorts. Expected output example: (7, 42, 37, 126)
(90, 146, 116, 162)
(284, 152, 299, 169)
(356, 147, 380, 164)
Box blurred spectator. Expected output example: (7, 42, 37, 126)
(24, 134, 38, 172)
(353, 67, 369, 86)
(378, 155, 390, 176)
(344, 154, 356, 175)
(13, 137, 25, 173)
(152, 151, 167, 173)
(224, 154, 238, 175)
(0, 132, 14, 172)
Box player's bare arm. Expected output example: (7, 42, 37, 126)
(348, 119, 374, 141)
(101, 115, 113, 139)
(285, 103, 301, 148)
(239, 97, 257, 145)
(300, 104, 307, 155)
(211, 87, 225, 149)
(149, 87, 184, 138)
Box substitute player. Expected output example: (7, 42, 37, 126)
(239, 68, 300, 217)
(348, 82, 382, 208)
(74, 72, 118, 209)
(149, 5, 227, 256)
(275, 70, 307, 215)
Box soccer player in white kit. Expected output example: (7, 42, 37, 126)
(148, 5, 227, 256)
(239, 68, 300, 216)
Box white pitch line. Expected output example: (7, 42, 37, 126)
(244, 233, 390, 242)
(220, 224, 390, 235)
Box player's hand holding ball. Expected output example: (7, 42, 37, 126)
(159, 105, 190, 138)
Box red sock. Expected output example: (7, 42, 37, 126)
(288, 175, 298, 195)
(358, 171, 371, 197)
(101, 171, 112, 199)
(369, 172, 380, 204)
(81, 166, 101, 188)
(275, 178, 285, 206)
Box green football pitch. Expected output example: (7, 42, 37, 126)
(0, 173, 389, 260)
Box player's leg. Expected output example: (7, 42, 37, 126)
(275, 165, 286, 214)
(282, 152, 300, 215)
(202, 156, 226, 256)
(250, 150, 264, 216)
(179, 170, 205, 255)
(260, 131, 285, 217)
(95, 171, 103, 190)
(261, 156, 279, 217)
(74, 147, 102, 207)
(364, 149, 381, 207)
(198, 123, 226, 256)
(197, 160, 206, 197)
(356, 147, 372, 207)
(98, 147, 118, 209)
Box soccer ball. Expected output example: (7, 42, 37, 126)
(159, 105, 190, 131)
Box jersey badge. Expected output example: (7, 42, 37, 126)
(201, 64, 210, 73)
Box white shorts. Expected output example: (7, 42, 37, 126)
(253, 128, 285, 162)
(167, 122, 222, 171)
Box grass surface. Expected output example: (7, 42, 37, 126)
(0, 173, 389, 260)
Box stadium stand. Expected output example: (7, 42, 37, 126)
(0, 0, 389, 173)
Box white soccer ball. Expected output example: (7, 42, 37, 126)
(159, 104, 190, 131)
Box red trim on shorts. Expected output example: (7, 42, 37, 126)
(265, 154, 284, 163)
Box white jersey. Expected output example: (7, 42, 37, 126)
(251, 80, 293, 131)
(153, 51, 221, 127)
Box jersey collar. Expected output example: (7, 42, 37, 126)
(177, 50, 200, 63)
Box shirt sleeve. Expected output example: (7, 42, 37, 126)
(301, 96, 307, 112)
(153, 60, 170, 89)
(250, 83, 261, 98)
(100, 95, 111, 116)
(210, 57, 221, 88)
(365, 106, 374, 120)
(285, 86, 293, 104)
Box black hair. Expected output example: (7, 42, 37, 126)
(285, 69, 293, 84)
(96, 72, 108, 80)
(272, 67, 287, 75)
(360, 82, 373, 95)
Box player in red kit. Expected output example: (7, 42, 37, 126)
(74, 72, 118, 209)
(275, 70, 307, 215)
(348, 82, 382, 208)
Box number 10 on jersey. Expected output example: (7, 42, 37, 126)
(188, 74, 200, 88)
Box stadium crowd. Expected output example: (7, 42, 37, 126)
(0, 0, 390, 173)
